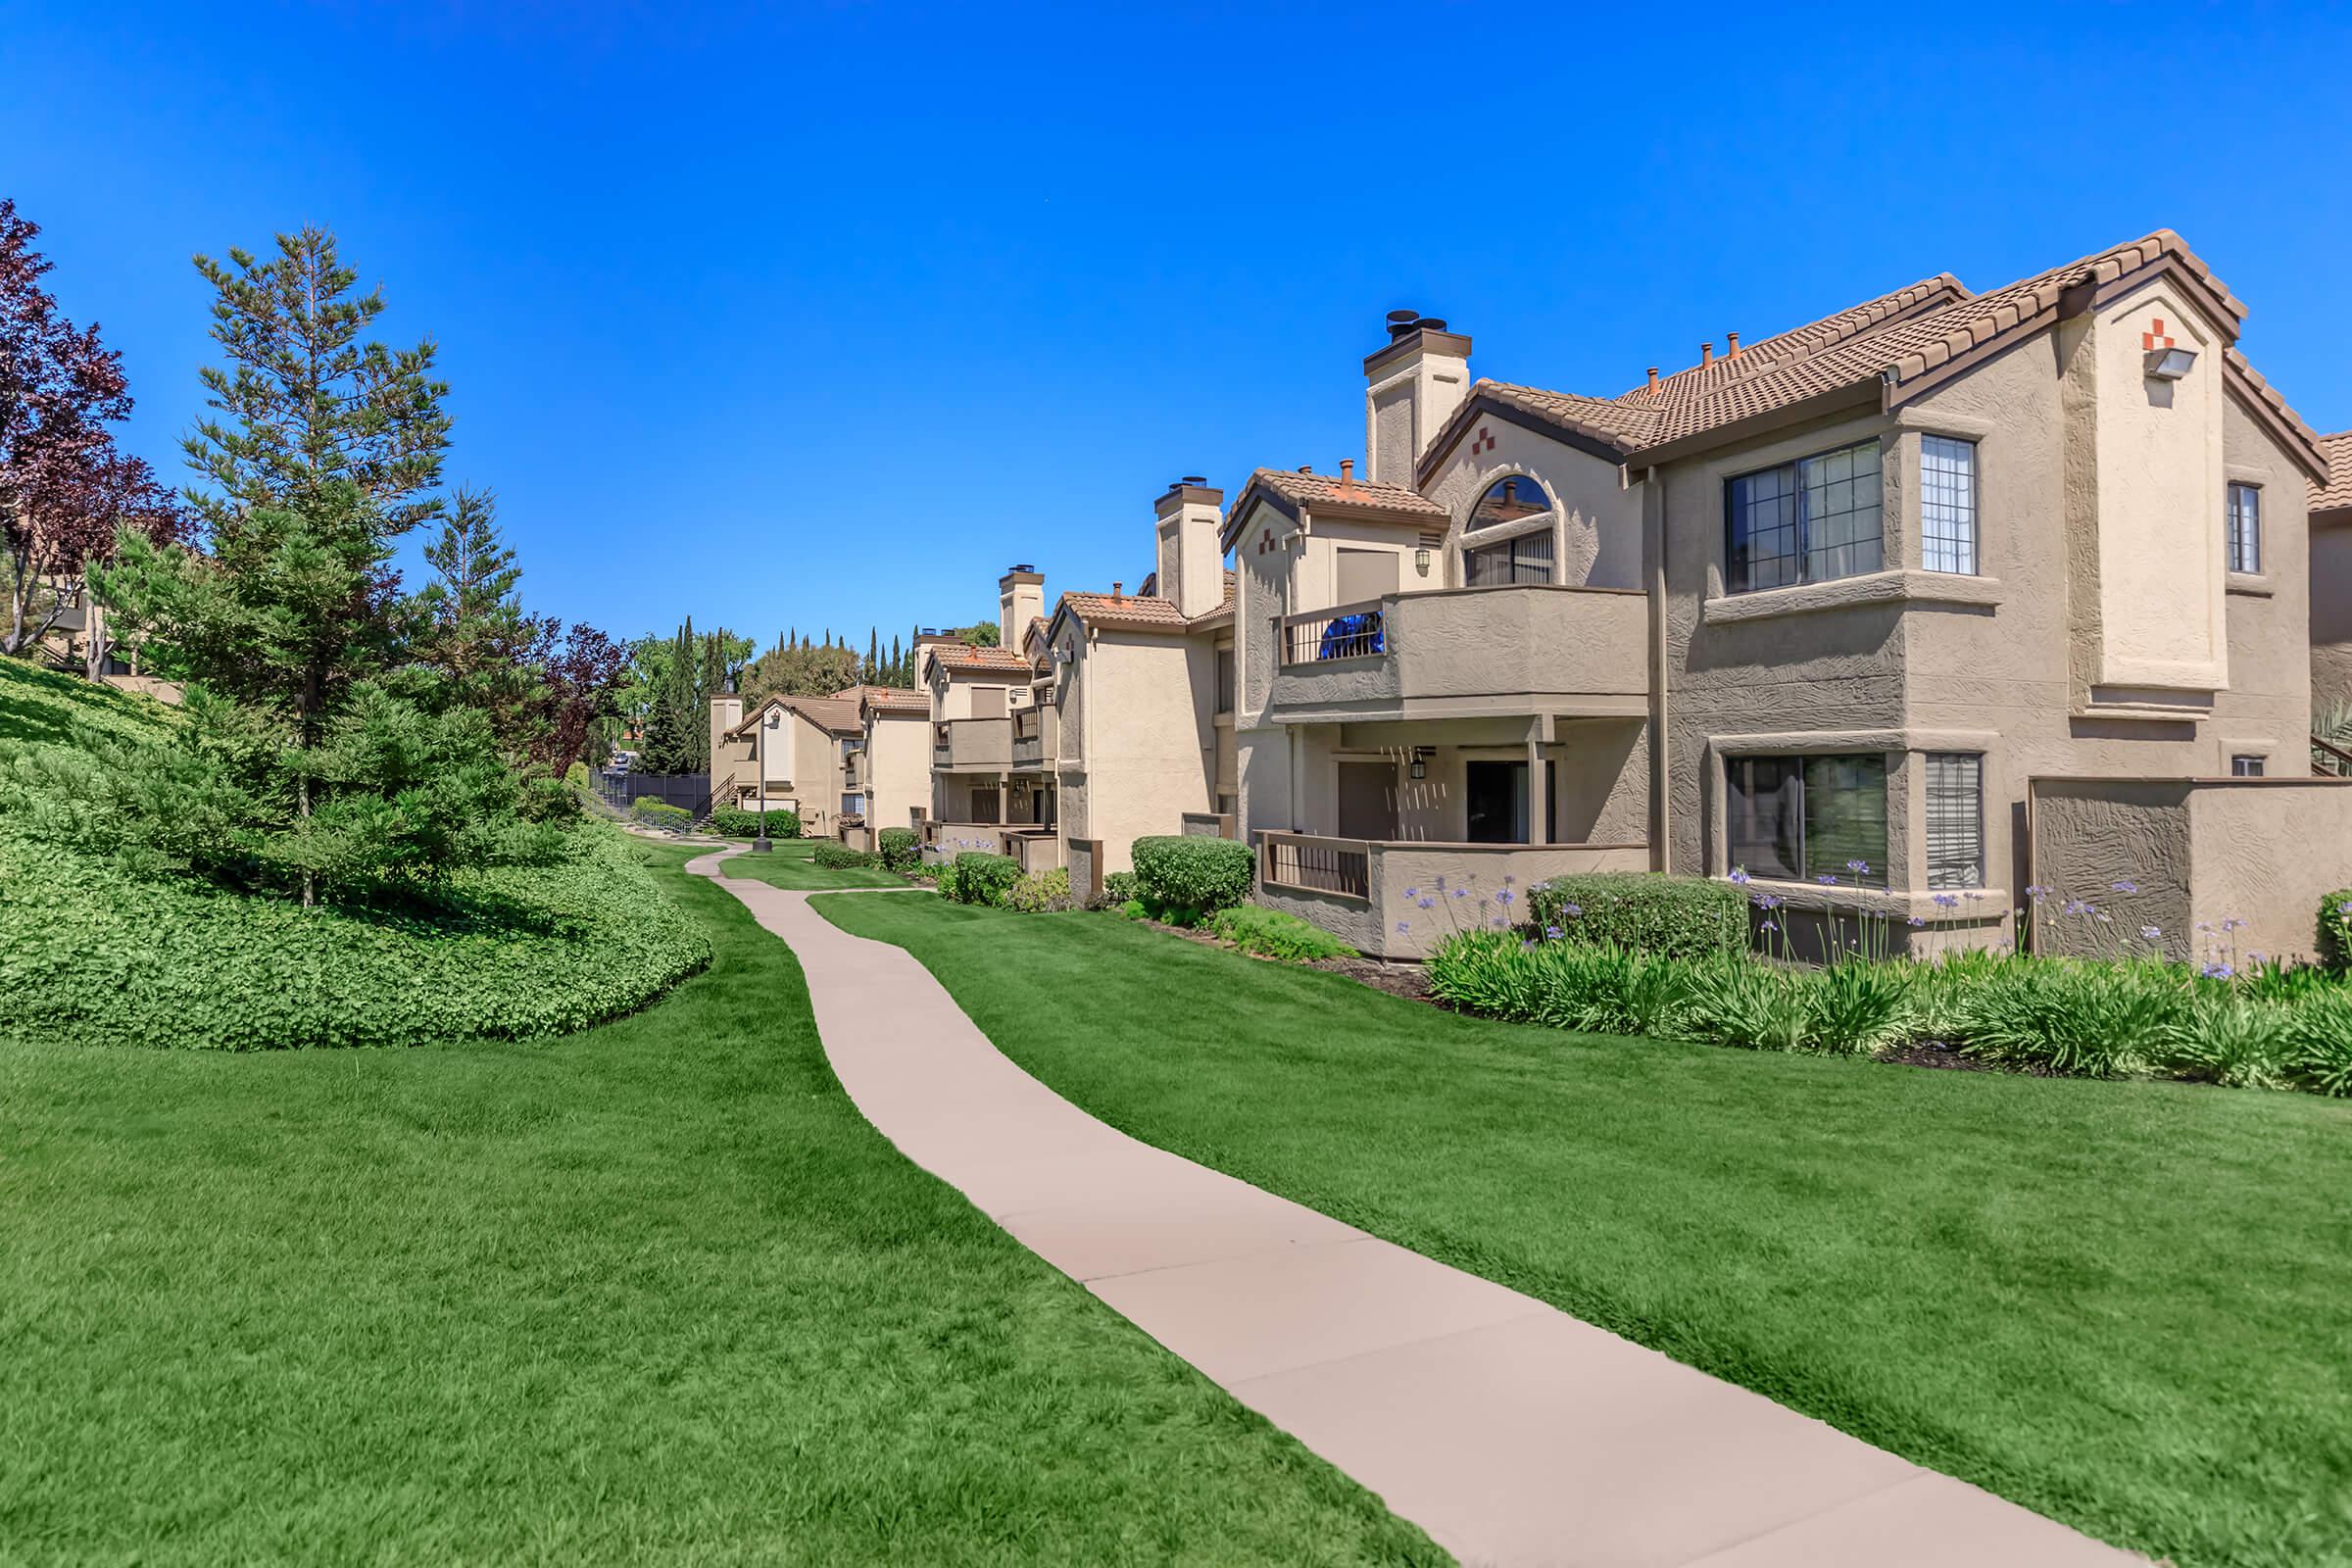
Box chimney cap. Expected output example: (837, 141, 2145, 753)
(1726, 330, 1740, 358)
(1413, 316, 1448, 333)
(1179, 474, 1206, 486)
(1386, 308, 1419, 340)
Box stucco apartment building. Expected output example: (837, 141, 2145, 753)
(707, 689, 865, 838)
(847, 684, 932, 843)
(1229, 229, 2346, 961)
(914, 492, 1240, 886)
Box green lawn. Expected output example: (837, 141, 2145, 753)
(0, 852, 1438, 1566)
(720, 836, 909, 890)
(815, 895, 2352, 1568)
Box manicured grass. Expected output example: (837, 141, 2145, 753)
(0, 852, 1439, 1565)
(816, 894, 2352, 1568)
(720, 835, 910, 890)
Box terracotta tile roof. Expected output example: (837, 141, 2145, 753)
(730, 693, 862, 737)
(1246, 466, 1446, 517)
(831, 684, 910, 705)
(1055, 570, 1236, 634)
(926, 641, 1032, 673)
(2313, 431, 2352, 517)
(858, 686, 929, 716)
(1420, 229, 2326, 481)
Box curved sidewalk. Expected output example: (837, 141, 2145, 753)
(692, 853, 2138, 1568)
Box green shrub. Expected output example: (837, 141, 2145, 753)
(1427, 932, 1687, 1038)
(1805, 959, 1916, 1055)
(1675, 954, 1815, 1052)
(1102, 870, 1143, 908)
(0, 823, 709, 1051)
(934, 859, 963, 902)
(1130, 836, 1253, 918)
(564, 760, 589, 790)
(877, 827, 920, 871)
(1116, 898, 1148, 920)
(944, 851, 1020, 906)
(710, 805, 798, 839)
(631, 799, 691, 830)
(1208, 905, 1353, 961)
(1949, 960, 2183, 1078)
(2154, 992, 2295, 1090)
(1527, 873, 1745, 960)
(810, 841, 878, 869)
(2320, 888, 2352, 972)
(1004, 867, 1076, 913)
(2282, 991, 2352, 1095)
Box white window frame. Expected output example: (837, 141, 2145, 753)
(1919, 435, 1980, 575)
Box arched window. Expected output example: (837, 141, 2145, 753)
(1467, 474, 1552, 532)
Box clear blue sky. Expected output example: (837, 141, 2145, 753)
(8, 1, 2347, 652)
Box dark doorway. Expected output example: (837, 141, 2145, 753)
(970, 787, 1001, 824)
(1465, 760, 1554, 844)
(1337, 760, 1396, 840)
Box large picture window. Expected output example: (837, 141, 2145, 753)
(1920, 436, 1979, 575)
(1464, 530, 1554, 586)
(1726, 439, 1883, 593)
(1726, 753, 1888, 888)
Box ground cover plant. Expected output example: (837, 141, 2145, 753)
(718, 836, 906, 892)
(1208, 904, 1354, 961)
(1004, 865, 1077, 912)
(0, 662, 706, 1050)
(2, 851, 1437, 1564)
(815, 889, 2352, 1568)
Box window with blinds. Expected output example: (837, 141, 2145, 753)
(2227, 483, 2263, 574)
(1924, 753, 1984, 890)
(1464, 530, 1554, 586)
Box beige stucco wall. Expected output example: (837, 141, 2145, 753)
(863, 712, 930, 833)
(1421, 415, 1644, 591)
(1055, 626, 1215, 875)
(2032, 776, 2352, 963)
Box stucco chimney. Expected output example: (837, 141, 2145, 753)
(1154, 476, 1227, 619)
(998, 566, 1044, 647)
(1363, 309, 1471, 485)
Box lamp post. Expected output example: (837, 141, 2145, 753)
(754, 709, 777, 853)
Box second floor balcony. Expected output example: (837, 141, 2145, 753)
(932, 715, 1011, 772)
(1010, 704, 1056, 768)
(1267, 583, 1649, 721)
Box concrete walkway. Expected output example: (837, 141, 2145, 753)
(691, 852, 2140, 1568)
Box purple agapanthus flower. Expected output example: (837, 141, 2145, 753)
(2111, 879, 2139, 895)
(2025, 884, 2050, 899)
(1418, 896, 1436, 909)
(1933, 892, 1959, 909)
(1728, 867, 1751, 886)
(1846, 858, 1871, 875)
(2202, 961, 2234, 980)
(1907, 914, 1926, 927)
(2140, 926, 2162, 941)
(1561, 903, 1583, 917)
(1760, 919, 1778, 933)
(1495, 889, 1514, 906)
(2064, 900, 2092, 916)
(1396, 921, 1411, 934)
(1544, 925, 1565, 940)
(1402, 887, 1419, 901)
(1452, 888, 1469, 899)
(1816, 873, 1838, 885)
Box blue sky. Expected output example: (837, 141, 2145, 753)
(8, 1, 2347, 651)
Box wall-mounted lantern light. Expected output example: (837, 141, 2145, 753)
(2144, 345, 2197, 380)
(1408, 747, 1430, 781)
(1414, 547, 1432, 574)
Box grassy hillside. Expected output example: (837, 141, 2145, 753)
(0, 659, 707, 1050)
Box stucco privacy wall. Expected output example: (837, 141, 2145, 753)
(864, 713, 931, 833)
(1254, 842, 1649, 960)
(1065, 630, 1218, 875)
(2031, 776, 2352, 962)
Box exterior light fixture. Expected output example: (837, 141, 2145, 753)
(1414, 547, 1432, 574)
(1408, 748, 1429, 781)
(2144, 346, 2197, 380)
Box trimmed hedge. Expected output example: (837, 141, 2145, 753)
(710, 805, 799, 839)
(1526, 873, 1745, 961)
(811, 841, 878, 869)
(631, 799, 691, 830)
(877, 827, 920, 872)
(2321, 887, 2352, 973)
(942, 851, 1020, 906)
(1101, 870, 1142, 910)
(1130, 835, 1252, 918)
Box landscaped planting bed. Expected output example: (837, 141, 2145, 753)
(1419, 871, 2352, 1098)
(815, 888, 2352, 1568)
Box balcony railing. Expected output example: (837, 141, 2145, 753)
(932, 716, 1012, 770)
(1259, 831, 1371, 901)
(1280, 600, 1386, 666)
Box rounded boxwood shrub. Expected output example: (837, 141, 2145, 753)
(1526, 873, 1745, 960)
(878, 827, 920, 871)
(1130, 835, 1252, 918)
(630, 799, 691, 830)
(1102, 869, 1142, 908)
(945, 851, 1020, 906)
(710, 804, 797, 839)
(1004, 866, 1075, 913)
(811, 841, 878, 869)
